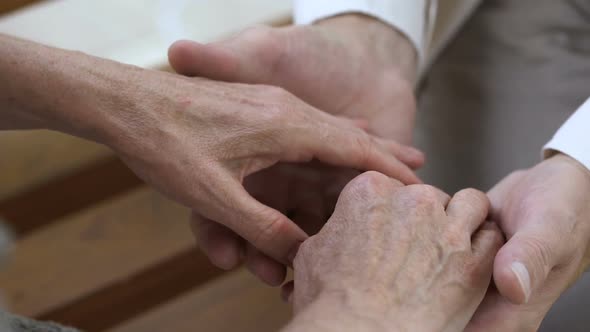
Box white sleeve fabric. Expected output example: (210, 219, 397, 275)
(544, 98, 590, 171)
(293, 0, 436, 62)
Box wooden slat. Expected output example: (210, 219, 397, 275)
(0, 187, 195, 318)
(108, 269, 292, 332)
(0, 0, 40, 16)
(39, 248, 223, 332)
(0, 157, 142, 236)
(0, 130, 111, 201)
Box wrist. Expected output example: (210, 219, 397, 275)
(38, 49, 169, 154)
(0, 35, 146, 145)
(548, 153, 590, 181)
(313, 14, 418, 84)
(291, 289, 393, 332)
(90, 67, 176, 156)
(548, 153, 590, 274)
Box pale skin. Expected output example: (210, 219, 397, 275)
(282, 172, 504, 332)
(168, 14, 419, 286)
(0, 33, 423, 268)
(467, 153, 590, 331)
(168, 14, 590, 330)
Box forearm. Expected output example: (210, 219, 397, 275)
(0, 34, 144, 145)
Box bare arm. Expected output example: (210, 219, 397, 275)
(0, 33, 136, 138)
(165, 14, 425, 285)
(0, 33, 421, 268)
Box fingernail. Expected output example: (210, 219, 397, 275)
(511, 262, 531, 303)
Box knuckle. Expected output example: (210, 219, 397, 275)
(353, 132, 375, 165)
(343, 171, 391, 197)
(519, 236, 554, 270)
(404, 185, 443, 208)
(452, 188, 490, 217)
(457, 188, 487, 202)
(251, 210, 287, 249)
(337, 172, 394, 218)
(461, 190, 490, 213)
(419, 185, 445, 200)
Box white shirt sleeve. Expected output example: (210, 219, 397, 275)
(544, 98, 590, 171)
(293, 0, 436, 62)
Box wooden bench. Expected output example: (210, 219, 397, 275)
(0, 1, 292, 331)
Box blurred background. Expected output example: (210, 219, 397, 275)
(0, 1, 293, 331)
(2, 1, 590, 331)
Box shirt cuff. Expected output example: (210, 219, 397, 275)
(544, 97, 590, 172)
(293, 0, 434, 63)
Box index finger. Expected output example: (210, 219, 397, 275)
(199, 174, 309, 267)
(294, 113, 422, 185)
(446, 188, 491, 234)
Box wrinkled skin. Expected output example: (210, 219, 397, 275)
(466, 154, 590, 331)
(113, 72, 423, 268)
(0, 31, 423, 311)
(284, 172, 504, 332)
(169, 15, 421, 285)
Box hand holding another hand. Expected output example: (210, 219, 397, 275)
(110, 71, 421, 272)
(467, 153, 590, 331)
(168, 14, 422, 284)
(287, 172, 503, 332)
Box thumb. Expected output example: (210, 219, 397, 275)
(203, 175, 308, 266)
(168, 40, 240, 80)
(493, 229, 559, 305)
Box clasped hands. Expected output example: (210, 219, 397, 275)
(159, 15, 590, 332)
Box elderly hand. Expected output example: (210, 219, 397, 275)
(466, 153, 590, 331)
(169, 14, 421, 285)
(284, 172, 503, 332)
(110, 71, 422, 268)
